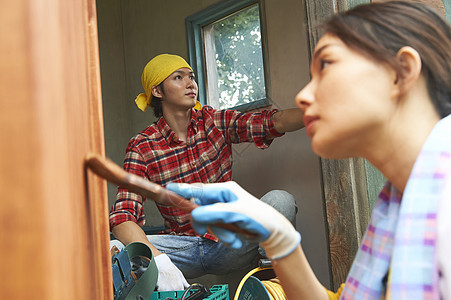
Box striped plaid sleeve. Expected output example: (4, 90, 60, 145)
(211, 107, 284, 149)
(109, 150, 147, 229)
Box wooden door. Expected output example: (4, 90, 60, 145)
(0, 0, 112, 299)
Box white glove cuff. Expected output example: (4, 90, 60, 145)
(154, 253, 171, 268)
(261, 227, 301, 260)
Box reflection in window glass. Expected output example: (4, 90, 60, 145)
(203, 4, 266, 109)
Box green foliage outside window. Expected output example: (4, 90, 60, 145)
(206, 4, 266, 109)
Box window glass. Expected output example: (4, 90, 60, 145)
(203, 4, 266, 109)
(186, 0, 269, 111)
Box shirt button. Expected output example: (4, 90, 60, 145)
(191, 161, 196, 167)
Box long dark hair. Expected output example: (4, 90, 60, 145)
(323, 1, 451, 117)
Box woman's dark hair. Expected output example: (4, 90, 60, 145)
(150, 82, 164, 118)
(323, 1, 451, 117)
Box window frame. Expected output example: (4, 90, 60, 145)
(185, 0, 271, 111)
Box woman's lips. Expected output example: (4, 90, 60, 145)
(303, 115, 319, 137)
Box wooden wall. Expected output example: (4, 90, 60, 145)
(0, 0, 112, 298)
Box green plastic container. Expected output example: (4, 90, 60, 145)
(149, 284, 229, 300)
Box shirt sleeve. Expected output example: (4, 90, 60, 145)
(210, 106, 284, 149)
(438, 173, 451, 299)
(109, 149, 147, 229)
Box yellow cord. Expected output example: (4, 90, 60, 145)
(235, 266, 342, 300)
(262, 278, 287, 300)
(234, 267, 287, 300)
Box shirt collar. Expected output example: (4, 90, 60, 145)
(157, 109, 198, 145)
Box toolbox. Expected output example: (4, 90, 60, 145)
(112, 242, 228, 300)
(150, 284, 229, 300)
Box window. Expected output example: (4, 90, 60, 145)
(186, 0, 269, 111)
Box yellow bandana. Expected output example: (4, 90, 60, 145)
(134, 54, 202, 112)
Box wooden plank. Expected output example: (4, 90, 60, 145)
(0, 0, 111, 298)
(86, 0, 113, 297)
(320, 158, 371, 289)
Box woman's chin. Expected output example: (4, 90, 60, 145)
(312, 140, 349, 160)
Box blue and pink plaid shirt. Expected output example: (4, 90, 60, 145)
(340, 115, 451, 299)
(109, 106, 282, 241)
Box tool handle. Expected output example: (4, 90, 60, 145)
(85, 153, 257, 238)
(85, 153, 197, 212)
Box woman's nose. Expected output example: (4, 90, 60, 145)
(295, 81, 314, 111)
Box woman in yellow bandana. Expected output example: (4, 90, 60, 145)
(109, 54, 305, 291)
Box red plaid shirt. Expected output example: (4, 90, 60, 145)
(109, 106, 283, 241)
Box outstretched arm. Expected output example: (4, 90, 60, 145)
(167, 181, 329, 299)
(273, 108, 304, 133)
(273, 246, 328, 300)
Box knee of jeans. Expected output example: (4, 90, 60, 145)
(260, 190, 297, 222)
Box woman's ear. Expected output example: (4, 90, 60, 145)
(394, 46, 422, 94)
(151, 85, 163, 98)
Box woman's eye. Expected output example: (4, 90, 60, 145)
(175, 75, 182, 80)
(320, 59, 331, 70)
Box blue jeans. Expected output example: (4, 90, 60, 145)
(111, 190, 297, 279)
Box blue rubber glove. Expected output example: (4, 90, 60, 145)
(166, 181, 301, 260)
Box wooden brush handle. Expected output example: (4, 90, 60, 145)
(85, 153, 257, 238)
(85, 153, 197, 213)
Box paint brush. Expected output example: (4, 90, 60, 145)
(85, 153, 257, 239)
